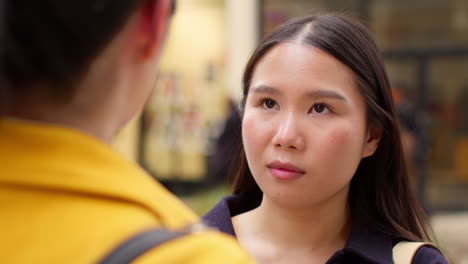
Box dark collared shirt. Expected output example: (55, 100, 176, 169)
(202, 195, 447, 264)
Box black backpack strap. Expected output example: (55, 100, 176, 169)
(99, 228, 190, 264)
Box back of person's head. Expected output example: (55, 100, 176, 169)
(233, 13, 431, 242)
(0, 0, 174, 130)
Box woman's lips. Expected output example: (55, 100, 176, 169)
(267, 161, 305, 180)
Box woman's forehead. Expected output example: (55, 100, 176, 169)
(250, 43, 359, 98)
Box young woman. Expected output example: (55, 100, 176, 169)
(0, 1, 253, 263)
(203, 14, 447, 264)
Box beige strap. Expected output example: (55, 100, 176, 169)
(392, 241, 436, 264)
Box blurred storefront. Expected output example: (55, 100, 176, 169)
(114, 0, 259, 190)
(141, 0, 229, 181)
(114, 0, 468, 211)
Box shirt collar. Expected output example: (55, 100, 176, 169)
(342, 214, 394, 264)
(202, 195, 238, 236)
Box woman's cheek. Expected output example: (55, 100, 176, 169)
(314, 124, 352, 160)
(321, 125, 365, 173)
(242, 112, 261, 152)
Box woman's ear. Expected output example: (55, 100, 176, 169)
(362, 123, 383, 158)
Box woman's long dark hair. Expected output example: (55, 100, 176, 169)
(232, 14, 432, 242)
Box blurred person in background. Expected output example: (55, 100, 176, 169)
(391, 82, 430, 212)
(206, 99, 242, 186)
(391, 82, 428, 174)
(0, 0, 253, 263)
(203, 14, 447, 263)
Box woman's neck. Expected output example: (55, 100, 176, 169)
(257, 196, 350, 247)
(233, 193, 351, 263)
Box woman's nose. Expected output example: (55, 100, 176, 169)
(272, 113, 305, 151)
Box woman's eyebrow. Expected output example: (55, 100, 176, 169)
(251, 84, 347, 102)
(304, 90, 348, 102)
(251, 84, 281, 95)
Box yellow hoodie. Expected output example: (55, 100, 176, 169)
(0, 118, 253, 264)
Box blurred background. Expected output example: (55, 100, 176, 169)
(112, 0, 468, 262)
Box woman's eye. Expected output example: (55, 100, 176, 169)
(310, 103, 330, 114)
(262, 99, 277, 109)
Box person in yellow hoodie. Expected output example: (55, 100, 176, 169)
(0, 0, 253, 263)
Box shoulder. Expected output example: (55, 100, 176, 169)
(134, 231, 254, 264)
(412, 246, 448, 264)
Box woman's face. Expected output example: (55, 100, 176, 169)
(242, 43, 380, 209)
